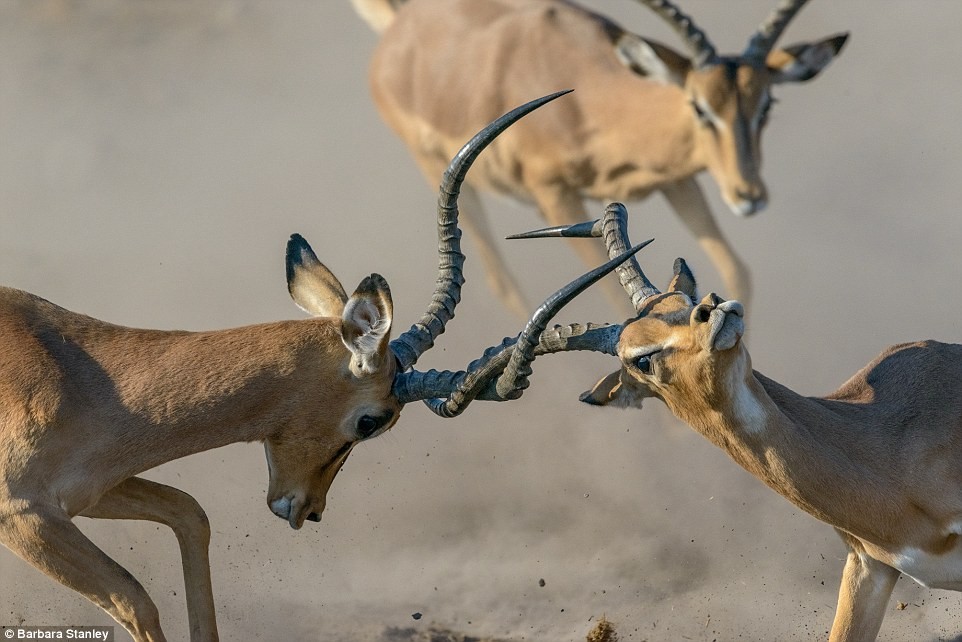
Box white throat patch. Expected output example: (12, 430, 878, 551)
(728, 359, 766, 433)
(733, 383, 767, 433)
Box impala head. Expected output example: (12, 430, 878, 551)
(265, 238, 402, 530)
(619, 0, 847, 215)
(265, 92, 641, 529)
(581, 277, 748, 419)
(509, 202, 749, 420)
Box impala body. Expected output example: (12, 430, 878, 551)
(586, 293, 962, 642)
(0, 270, 402, 642)
(352, 0, 847, 315)
(0, 287, 398, 527)
(0, 95, 643, 642)
(512, 205, 962, 641)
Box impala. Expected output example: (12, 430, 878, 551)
(0, 94, 645, 642)
(350, 0, 848, 316)
(506, 204, 962, 641)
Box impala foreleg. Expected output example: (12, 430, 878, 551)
(829, 545, 900, 642)
(0, 502, 166, 642)
(81, 477, 218, 642)
(661, 177, 753, 310)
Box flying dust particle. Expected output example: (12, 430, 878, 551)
(586, 615, 618, 642)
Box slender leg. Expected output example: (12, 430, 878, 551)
(413, 156, 531, 319)
(530, 183, 634, 316)
(81, 477, 218, 642)
(454, 183, 532, 319)
(829, 549, 900, 642)
(661, 177, 753, 310)
(0, 502, 166, 642)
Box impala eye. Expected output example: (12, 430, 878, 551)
(690, 100, 715, 129)
(357, 415, 378, 439)
(635, 356, 651, 374)
(634, 353, 657, 375)
(356, 411, 394, 440)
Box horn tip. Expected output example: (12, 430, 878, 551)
(506, 219, 603, 239)
(831, 32, 850, 51)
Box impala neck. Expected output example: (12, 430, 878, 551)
(669, 364, 893, 540)
(85, 319, 348, 479)
(582, 83, 703, 197)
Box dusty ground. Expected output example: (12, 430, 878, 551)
(1, 1, 961, 640)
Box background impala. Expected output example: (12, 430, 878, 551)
(353, 0, 847, 316)
(3, 2, 961, 640)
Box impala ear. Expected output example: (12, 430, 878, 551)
(579, 370, 624, 406)
(286, 234, 348, 317)
(578, 370, 628, 407)
(341, 274, 393, 376)
(767, 33, 848, 84)
(580, 370, 653, 409)
(667, 257, 698, 300)
(614, 33, 690, 87)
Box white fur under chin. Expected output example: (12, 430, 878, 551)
(732, 382, 767, 434)
(728, 358, 767, 434)
(724, 195, 767, 217)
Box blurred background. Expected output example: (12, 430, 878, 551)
(1, 1, 961, 640)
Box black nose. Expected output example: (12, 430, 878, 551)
(735, 189, 764, 211)
(306, 512, 321, 522)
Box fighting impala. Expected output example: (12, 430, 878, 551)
(507, 205, 962, 641)
(351, 0, 848, 316)
(0, 94, 646, 642)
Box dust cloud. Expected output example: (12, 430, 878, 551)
(1, 1, 961, 640)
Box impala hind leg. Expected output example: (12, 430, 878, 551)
(530, 184, 634, 316)
(661, 177, 753, 311)
(450, 183, 532, 319)
(829, 547, 900, 642)
(0, 502, 166, 642)
(81, 477, 218, 642)
(414, 159, 531, 319)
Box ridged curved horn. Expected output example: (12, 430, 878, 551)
(598, 204, 660, 311)
(493, 241, 649, 399)
(388, 90, 572, 371)
(392, 243, 648, 416)
(634, 0, 717, 68)
(508, 202, 660, 311)
(742, 0, 810, 63)
(534, 322, 622, 357)
(393, 323, 622, 406)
